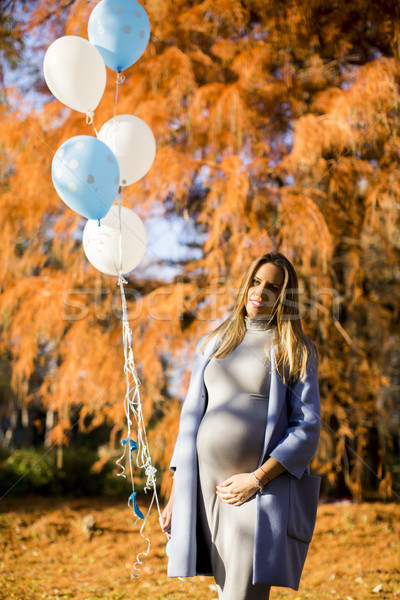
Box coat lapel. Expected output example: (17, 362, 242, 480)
(259, 344, 288, 464)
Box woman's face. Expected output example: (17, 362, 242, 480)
(245, 262, 284, 318)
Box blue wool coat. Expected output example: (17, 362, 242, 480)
(168, 333, 321, 590)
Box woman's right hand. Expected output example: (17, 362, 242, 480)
(160, 478, 175, 539)
(160, 500, 173, 538)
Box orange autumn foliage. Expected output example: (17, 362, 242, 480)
(0, 0, 399, 500)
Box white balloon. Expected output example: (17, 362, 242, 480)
(98, 115, 156, 186)
(43, 36, 106, 114)
(82, 205, 146, 276)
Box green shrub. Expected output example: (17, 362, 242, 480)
(0, 447, 137, 497)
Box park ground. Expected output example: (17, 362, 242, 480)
(0, 496, 399, 600)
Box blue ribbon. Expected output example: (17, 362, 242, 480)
(128, 491, 144, 519)
(121, 438, 137, 460)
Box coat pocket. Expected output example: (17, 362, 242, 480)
(287, 472, 321, 543)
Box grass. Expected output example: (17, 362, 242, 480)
(0, 496, 398, 599)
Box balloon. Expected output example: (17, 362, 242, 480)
(43, 36, 106, 115)
(98, 115, 156, 186)
(82, 205, 147, 275)
(88, 0, 150, 72)
(52, 135, 120, 220)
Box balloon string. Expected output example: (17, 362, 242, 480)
(117, 192, 123, 274)
(114, 72, 125, 120)
(110, 72, 125, 165)
(117, 271, 165, 579)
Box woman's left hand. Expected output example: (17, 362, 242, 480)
(216, 473, 259, 506)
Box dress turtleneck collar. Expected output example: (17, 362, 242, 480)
(244, 315, 275, 331)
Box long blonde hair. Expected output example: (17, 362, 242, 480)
(200, 252, 318, 384)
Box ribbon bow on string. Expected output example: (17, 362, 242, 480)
(128, 491, 145, 520)
(121, 438, 138, 461)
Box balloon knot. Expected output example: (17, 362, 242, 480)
(118, 271, 128, 285)
(86, 110, 95, 125)
(117, 72, 125, 84)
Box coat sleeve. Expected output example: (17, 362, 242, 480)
(269, 352, 321, 479)
(169, 335, 208, 472)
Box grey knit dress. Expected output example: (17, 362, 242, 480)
(196, 317, 275, 600)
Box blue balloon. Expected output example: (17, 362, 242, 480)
(88, 0, 150, 72)
(52, 135, 120, 219)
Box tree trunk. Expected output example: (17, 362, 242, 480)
(21, 405, 34, 446)
(44, 409, 55, 448)
(2, 400, 19, 449)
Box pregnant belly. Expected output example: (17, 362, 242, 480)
(196, 394, 268, 474)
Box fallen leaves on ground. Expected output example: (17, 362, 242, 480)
(0, 497, 399, 599)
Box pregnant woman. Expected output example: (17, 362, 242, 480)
(161, 251, 321, 600)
